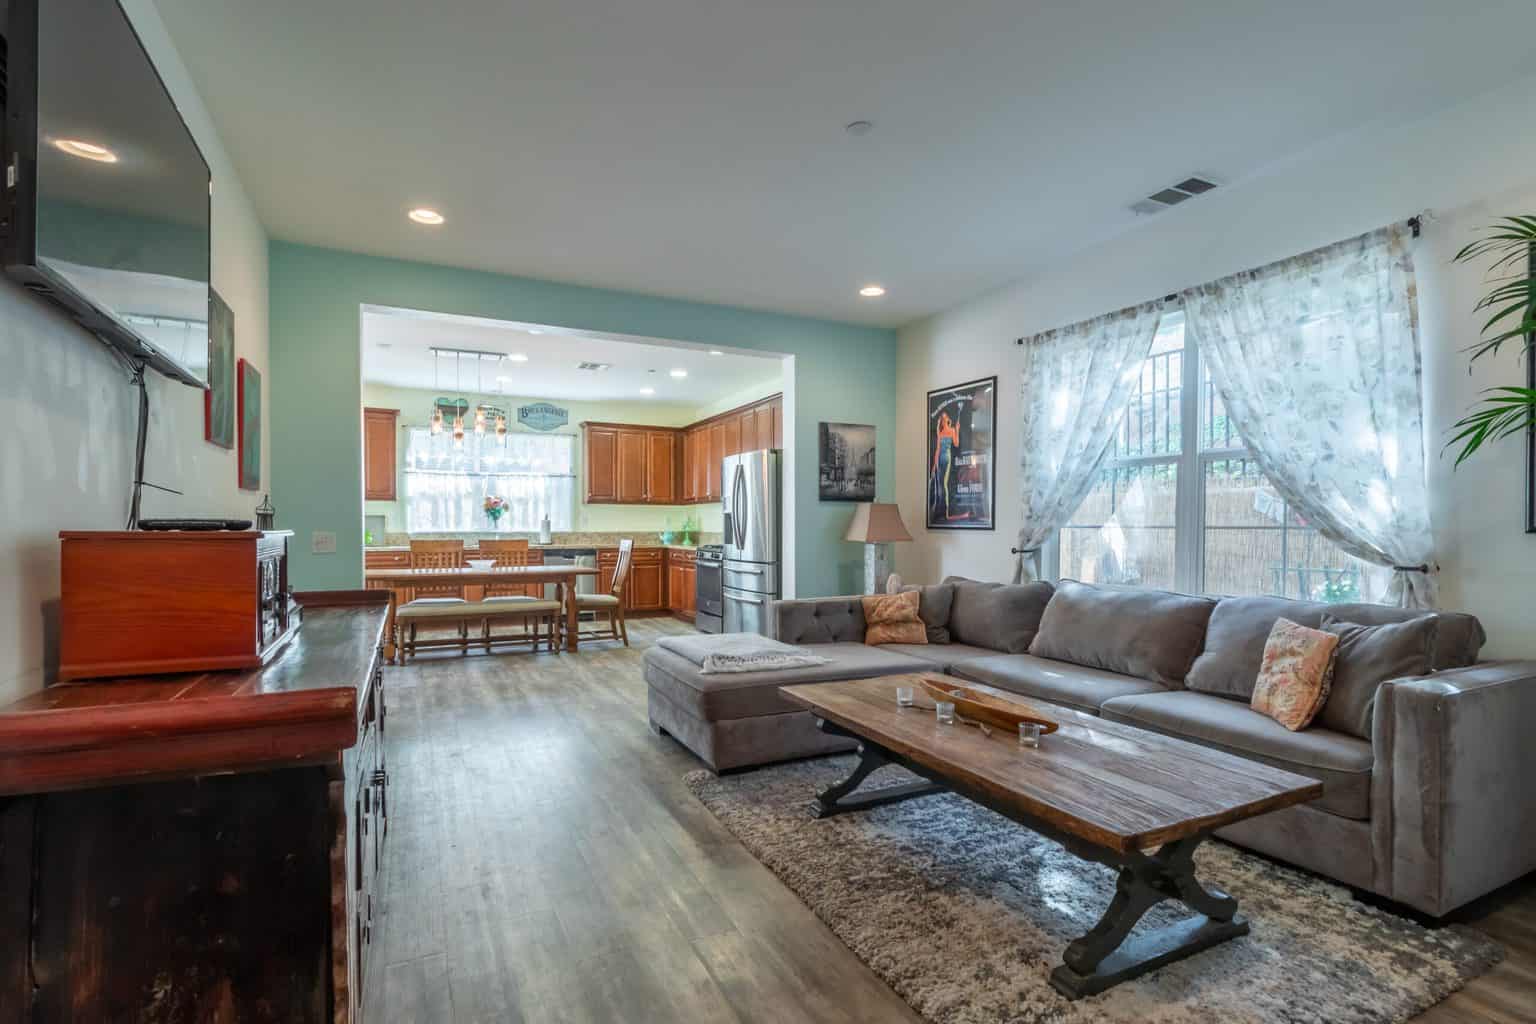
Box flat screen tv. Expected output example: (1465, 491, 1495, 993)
(1, 0, 211, 388)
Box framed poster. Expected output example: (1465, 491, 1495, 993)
(204, 289, 235, 448)
(237, 358, 262, 491)
(818, 422, 876, 501)
(926, 376, 996, 530)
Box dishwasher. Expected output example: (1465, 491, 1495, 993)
(541, 548, 599, 619)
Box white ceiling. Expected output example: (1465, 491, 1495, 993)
(156, 0, 1536, 327)
(361, 306, 782, 401)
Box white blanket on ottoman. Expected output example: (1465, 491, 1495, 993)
(656, 632, 832, 675)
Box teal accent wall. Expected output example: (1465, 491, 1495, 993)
(269, 242, 898, 597)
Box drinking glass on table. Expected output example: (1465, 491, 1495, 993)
(895, 686, 914, 707)
(935, 701, 956, 725)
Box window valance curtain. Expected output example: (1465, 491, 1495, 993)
(1181, 224, 1436, 608)
(1012, 302, 1163, 583)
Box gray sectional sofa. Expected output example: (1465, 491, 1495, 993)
(643, 576, 1536, 917)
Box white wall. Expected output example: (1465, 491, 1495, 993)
(897, 70, 1536, 659)
(0, 2, 269, 703)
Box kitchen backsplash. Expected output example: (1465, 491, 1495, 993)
(374, 530, 724, 548)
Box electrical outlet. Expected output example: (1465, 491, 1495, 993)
(311, 530, 337, 554)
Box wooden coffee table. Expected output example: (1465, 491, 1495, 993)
(779, 674, 1323, 999)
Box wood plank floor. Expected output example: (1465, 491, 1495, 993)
(367, 618, 1536, 1023)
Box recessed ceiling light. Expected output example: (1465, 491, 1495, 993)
(528, 329, 544, 335)
(506, 353, 529, 362)
(708, 349, 724, 356)
(408, 207, 445, 225)
(669, 368, 688, 379)
(53, 139, 118, 163)
(859, 284, 886, 298)
(639, 387, 656, 396)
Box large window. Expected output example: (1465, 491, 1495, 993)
(403, 429, 574, 533)
(1057, 312, 1362, 600)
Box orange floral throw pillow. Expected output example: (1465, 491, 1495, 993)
(1251, 618, 1340, 731)
(863, 590, 927, 646)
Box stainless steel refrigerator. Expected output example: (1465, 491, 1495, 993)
(721, 448, 781, 635)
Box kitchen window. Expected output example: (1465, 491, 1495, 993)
(1055, 312, 1363, 601)
(403, 429, 575, 533)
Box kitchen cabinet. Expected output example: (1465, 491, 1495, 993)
(770, 396, 783, 447)
(584, 425, 620, 502)
(646, 430, 677, 503)
(363, 407, 399, 501)
(754, 402, 775, 453)
(617, 429, 648, 503)
(707, 422, 725, 500)
(666, 549, 697, 620)
(599, 547, 664, 611)
(723, 412, 743, 458)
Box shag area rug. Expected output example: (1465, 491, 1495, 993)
(686, 757, 1501, 1024)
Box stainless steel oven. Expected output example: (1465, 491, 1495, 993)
(695, 544, 724, 633)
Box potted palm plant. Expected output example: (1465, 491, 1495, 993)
(1449, 216, 1536, 464)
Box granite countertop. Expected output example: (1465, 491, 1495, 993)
(365, 532, 719, 553)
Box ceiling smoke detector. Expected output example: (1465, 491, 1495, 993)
(1130, 175, 1220, 216)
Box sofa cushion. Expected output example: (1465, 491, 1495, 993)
(775, 598, 865, 644)
(1250, 619, 1339, 731)
(863, 591, 927, 646)
(942, 577, 1054, 653)
(1319, 614, 1437, 739)
(1027, 581, 1216, 687)
(900, 582, 956, 643)
(1186, 596, 1330, 700)
(950, 653, 1166, 716)
(878, 642, 1001, 673)
(1327, 602, 1484, 670)
(1101, 691, 1373, 819)
(641, 643, 932, 721)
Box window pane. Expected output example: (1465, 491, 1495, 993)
(1111, 313, 1185, 459)
(403, 429, 575, 532)
(1060, 463, 1178, 589)
(1199, 361, 1243, 451)
(1202, 457, 1361, 601)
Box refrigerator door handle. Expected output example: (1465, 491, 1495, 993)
(731, 465, 747, 548)
(732, 595, 765, 606)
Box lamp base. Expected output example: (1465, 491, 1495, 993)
(863, 543, 891, 595)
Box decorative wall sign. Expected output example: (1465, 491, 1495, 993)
(204, 289, 235, 449)
(818, 422, 876, 501)
(518, 402, 569, 432)
(926, 376, 996, 530)
(237, 358, 262, 491)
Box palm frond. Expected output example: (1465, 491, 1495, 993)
(1446, 387, 1536, 466)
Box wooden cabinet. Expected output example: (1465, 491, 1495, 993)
(581, 395, 782, 506)
(598, 547, 664, 611)
(363, 407, 399, 501)
(666, 548, 697, 620)
(585, 425, 620, 503)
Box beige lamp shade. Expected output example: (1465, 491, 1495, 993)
(844, 503, 912, 544)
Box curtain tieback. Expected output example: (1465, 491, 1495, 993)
(1391, 564, 1430, 573)
(1010, 547, 1041, 555)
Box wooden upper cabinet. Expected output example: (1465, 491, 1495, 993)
(645, 430, 676, 504)
(753, 402, 774, 451)
(707, 422, 725, 500)
(722, 413, 743, 458)
(584, 425, 620, 503)
(740, 407, 761, 453)
(616, 429, 648, 503)
(363, 408, 399, 501)
(770, 396, 783, 448)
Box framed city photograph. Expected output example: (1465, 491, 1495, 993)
(926, 376, 996, 530)
(818, 422, 876, 501)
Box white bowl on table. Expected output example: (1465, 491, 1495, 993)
(466, 558, 496, 571)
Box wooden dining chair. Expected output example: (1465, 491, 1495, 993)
(406, 539, 467, 601)
(571, 538, 632, 646)
(477, 539, 563, 653)
(394, 539, 473, 660)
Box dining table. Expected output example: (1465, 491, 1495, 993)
(363, 564, 601, 661)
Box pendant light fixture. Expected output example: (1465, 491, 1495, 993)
(473, 356, 488, 435)
(429, 350, 444, 434)
(451, 351, 466, 449)
(495, 412, 508, 444)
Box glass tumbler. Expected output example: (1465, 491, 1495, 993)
(896, 686, 914, 707)
(935, 701, 956, 725)
(1018, 721, 1042, 748)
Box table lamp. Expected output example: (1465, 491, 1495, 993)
(844, 503, 912, 594)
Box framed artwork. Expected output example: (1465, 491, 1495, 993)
(237, 358, 262, 491)
(818, 422, 876, 501)
(204, 289, 235, 448)
(926, 376, 996, 530)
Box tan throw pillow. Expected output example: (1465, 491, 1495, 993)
(862, 590, 927, 646)
(1251, 618, 1340, 731)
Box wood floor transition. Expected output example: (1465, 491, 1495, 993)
(366, 617, 1535, 1023)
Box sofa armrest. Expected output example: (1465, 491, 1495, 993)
(1373, 661, 1536, 916)
(773, 596, 867, 645)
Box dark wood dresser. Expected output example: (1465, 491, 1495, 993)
(0, 590, 390, 1023)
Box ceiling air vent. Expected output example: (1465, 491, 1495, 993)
(1131, 175, 1220, 216)
(576, 361, 612, 372)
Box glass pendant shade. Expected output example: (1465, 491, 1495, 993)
(430, 406, 444, 435)
(474, 407, 487, 435)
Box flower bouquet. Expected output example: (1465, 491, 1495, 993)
(483, 495, 508, 527)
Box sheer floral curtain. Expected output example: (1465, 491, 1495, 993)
(404, 429, 575, 532)
(1012, 302, 1163, 582)
(1182, 224, 1436, 607)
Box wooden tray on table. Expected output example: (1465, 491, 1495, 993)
(919, 676, 1059, 735)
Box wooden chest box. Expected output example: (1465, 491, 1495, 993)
(59, 530, 299, 680)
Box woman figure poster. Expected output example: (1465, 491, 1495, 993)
(926, 377, 996, 529)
